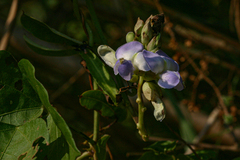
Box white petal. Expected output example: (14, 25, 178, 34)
(97, 45, 117, 68)
(132, 52, 151, 71)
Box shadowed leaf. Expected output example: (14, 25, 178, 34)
(21, 13, 82, 46)
(0, 50, 43, 126)
(24, 35, 79, 56)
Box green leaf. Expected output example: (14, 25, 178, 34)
(80, 90, 115, 117)
(21, 13, 82, 46)
(24, 35, 79, 56)
(80, 90, 127, 121)
(95, 135, 110, 160)
(0, 51, 43, 126)
(0, 118, 48, 160)
(17, 59, 80, 157)
(139, 151, 173, 160)
(144, 141, 176, 154)
(187, 150, 217, 160)
(47, 115, 81, 160)
(79, 50, 118, 104)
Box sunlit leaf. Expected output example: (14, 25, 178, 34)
(0, 118, 48, 160)
(0, 51, 43, 126)
(18, 59, 81, 157)
(21, 13, 81, 46)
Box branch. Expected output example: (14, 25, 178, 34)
(0, 0, 19, 50)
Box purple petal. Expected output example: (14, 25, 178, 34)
(156, 50, 170, 58)
(118, 60, 134, 81)
(116, 41, 144, 60)
(114, 59, 121, 75)
(156, 50, 179, 71)
(174, 77, 184, 91)
(158, 71, 180, 89)
(133, 51, 151, 72)
(142, 50, 165, 74)
(163, 57, 179, 71)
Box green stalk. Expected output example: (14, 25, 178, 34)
(136, 76, 148, 141)
(93, 79, 99, 142)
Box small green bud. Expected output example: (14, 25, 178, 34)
(141, 15, 153, 45)
(126, 31, 135, 43)
(147, 36, 156, 51)
(147, 33, 161, 51)
(134, 17, 144, 37)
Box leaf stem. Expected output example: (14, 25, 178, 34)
(136, 76, 148, 141)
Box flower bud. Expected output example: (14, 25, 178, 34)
(150, 13, 165, 34)
(142, 81, 162, 101)
(142, 81, 165, 121)
(134, 17, 144, 37)
(126, 32, 135, 43)
(151, 98, 165, 121)
(97, 45, 117, 68)
(141, 15, 153, 45)
(147, 33, 161, 52)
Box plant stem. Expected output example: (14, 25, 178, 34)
(136, 76, 148, 141)
(93, 79, 99, 142)
(93, 110, 100, 141)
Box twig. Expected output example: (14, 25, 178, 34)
(0, 0, 19, 50)
(106, 144, 113, 160)
(50, 68, 85, 102)
(192, 107, 221, 144)
(181, 51, 229, 116)
(164, 122, 201, 160)
(138, 0, 240, 51)
(189, 73, 201, 110)
(149, 136, 240, 152)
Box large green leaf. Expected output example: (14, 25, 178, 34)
(79, 50, 118, 104)
(18, 59, 80, 157)
(21, 13, 82, 46)
(0, 118, 48, 160)
(0, 51, 43, 126)
(24, 35, 79, 56)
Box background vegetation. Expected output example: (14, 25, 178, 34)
(1, 0, 240, 159)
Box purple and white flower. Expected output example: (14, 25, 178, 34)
(97, 41, 184, 91)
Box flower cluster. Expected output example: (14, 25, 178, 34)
(98, 41, 184, 91)
(97, 14, 184, 123)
